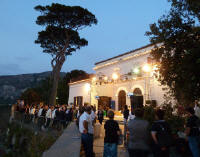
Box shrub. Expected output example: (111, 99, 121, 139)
(166, 115, 186, 134)
(4, 123, 58, 157)
(143, 105, 155, 125)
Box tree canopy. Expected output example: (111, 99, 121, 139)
(146, 0, 200, 105)
(35, 3, 97, 105)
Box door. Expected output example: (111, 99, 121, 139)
(118, 90, 126, 111)
(98, 96, 111, 110)
(74, 96, 83, 107)
(130, 88, 143, 109)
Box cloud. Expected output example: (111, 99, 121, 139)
(0, 63, 26, 75)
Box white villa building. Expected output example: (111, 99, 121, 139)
(69, 44, 166, 111)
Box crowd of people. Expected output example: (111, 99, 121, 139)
(10, 100, 200, 157)
(78, 101, 200, 157)
(123, 104, 200, 157)
(11, 102, 75, 131)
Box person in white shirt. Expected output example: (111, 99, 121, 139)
(128, 108, 135, 121)
(30, 105, 36, 122)
(52, 107, 57, 119)
(37, 105, 44, 130)
(45, 106, 52, 128)
(38, 106, 43, 117)
(49, 106, 55, 127)
(79, 106, 94, 157)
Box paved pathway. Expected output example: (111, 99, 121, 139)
(42, 119, 128, 157)
(93, 122, 129, 157)
(42, 122, 81, 157)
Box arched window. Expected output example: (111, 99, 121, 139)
(133, 88, 142, 96)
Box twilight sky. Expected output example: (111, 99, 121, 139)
(0, 0, 170, 75)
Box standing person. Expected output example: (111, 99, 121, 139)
(151, 109, 172, 157)
(194, 100, 200, 118)
(128, 108, 135, 121)
(34, 105, 39, 124)
(123, 105, 129, 122)
(185, 107, 200, 157)
(65, 107, 70, 125)
(60, 106, 66, 129)
(45, 105, 52, 129)
(69, 107, 74, 122)
(51, 106, 57, 127)
(30, 105, 36, 122)
(97, 107, 104, 125)
(79, 106, 94, 157)
(37, 105, 43, 127)
(76, 107, 85, 127)
(127, 108, 150, 157)
(41, 105, 48, 130)
(123, 105, 129, 144)
(103, 109, 120, 157)
(91, 106, 97, 124)
(10, 104, 16, 123)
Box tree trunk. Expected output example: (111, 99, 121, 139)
(49, 59, 65, 106)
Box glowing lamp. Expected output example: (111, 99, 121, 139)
(104, 76, 108, 81)
(133, 68, 139, 74)
(92, 77, 96, 81)
(132, 77, 137, 80)
(142, 64, 151, 72)
(112, 73, 118, 80)
(85, 83, 91, 92)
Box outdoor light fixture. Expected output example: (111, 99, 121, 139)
(104, 76, 108, 81)
(132, 77, 137, 80)
(133, 67, 140, 74)
(112, 73, 118, 80)
(92, 77, 96, 81)
(85, 83, 91, 92)
(142, 64, 151, 72)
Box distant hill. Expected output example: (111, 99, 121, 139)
(0, 71, 66, 104)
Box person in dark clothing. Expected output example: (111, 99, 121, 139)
(97, 107, 104, 125)
(41, 105, 47, 117)
(128, 108, 150, 157)
(41, 105, 47, 125)
(52, 107, 59, 129)
(103, 109, 120, 157)
(123, 105, 129, 144)
(59, 107, 66, 129)
(123, 105, 129, 121)
(185, 107, 200, 157)
(151, 109, 172, 157)
(69, 108, 73, 121)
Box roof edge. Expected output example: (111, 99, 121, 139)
(69, 78, 91, 85)
(95, 43, 155, 65)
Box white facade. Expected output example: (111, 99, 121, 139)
(69, 79, 91, 105)
(69, 44, 166, 110)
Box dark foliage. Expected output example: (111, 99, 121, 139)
(20, 70, 90, 105)
(146, 0, 200, 105)
(35, 3, 97, 105)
